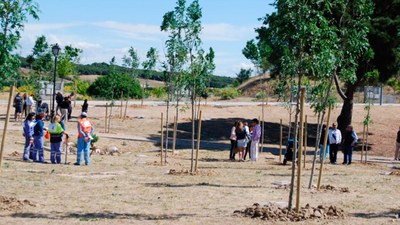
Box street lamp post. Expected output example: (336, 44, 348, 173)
(51, 43, 61, 119)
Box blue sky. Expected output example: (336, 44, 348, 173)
(19, 0, 275, 77)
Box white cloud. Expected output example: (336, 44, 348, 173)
(92, 21, 166, 42)
(202, 23, 254, 41)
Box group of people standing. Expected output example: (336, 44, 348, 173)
(320, 123, 358, 165)
(55, 92, 75, 122)
(12, 92, 35, 122)
(22, 106, 94, 166)
(229, 118, 261, 161)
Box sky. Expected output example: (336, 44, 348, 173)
(19, 0, 276, 77)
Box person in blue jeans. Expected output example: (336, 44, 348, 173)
(319, 125, 330, 161)
(33, 113, 47, 163)
(48, 115, 65, 164)
(23, 112, 36, 161)
(342, 125, 358, 165)
(75, 112, 94, 166)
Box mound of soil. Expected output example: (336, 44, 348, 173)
(319, 185, 350, 193)
(234, 203, 345, 222)
(0, 196, 36, 211)
(168, 169, 216, 176)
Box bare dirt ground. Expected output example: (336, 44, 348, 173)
(0, 98, 400, 224)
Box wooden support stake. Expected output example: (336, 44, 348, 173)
(172, 116, 177, 155)
(303, 115, 308, 168)
(120, 99, 123, 119)
(194, 111, 202, 172)
(295, 88, 305, 213)
(279, 119, 283, 163)
(105, 103, 108, 133)
(0, 86, 15, 172)
(123, 100, 128, 121)
(160, 113, 164, 165)
(361, 124, 366, 163)
(317, 106, 331, 190)
(365, 124, 369, 164)
(108, 104, 113, 133)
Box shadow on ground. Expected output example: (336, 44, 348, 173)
(149, 118, 372, 152)
(6, 212, 195, 221)
(144, 182, 265, 189)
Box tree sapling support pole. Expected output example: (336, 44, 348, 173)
(295, 87, 305, 213)
(160, 112, 164, 165)
(194, 111, 202, 172)
(123, 99, 128, 121)
(361, 125, 366, 163)
(172, 116, 177, 155)
(108, 103, 113, 133)
(279, 119, 283, 163)
(317, 106, 331, 190)
(105, 103, 108, 133)
(0, 86, 15, 172)
(303, 115, 308, 168)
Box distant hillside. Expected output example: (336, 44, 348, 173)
(76, 62, 235, 88)
(19, 57, 235, 88)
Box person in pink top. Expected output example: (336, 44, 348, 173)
(250, 118, 261, 161)
(229, 121, 238, 160)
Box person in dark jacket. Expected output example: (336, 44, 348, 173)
(342, 125, 358, 165)
(82, 99, 88, 113)
(13, 92, 23, 122)
(33, 113, 47, 163)
(55, 92, 63, 114)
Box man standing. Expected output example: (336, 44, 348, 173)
(328, 123, 342, 164)
(75, 112, 94, 166)
(250, 118, 261, 161)
(343, 125, 358, 165)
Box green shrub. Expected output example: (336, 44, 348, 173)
(255, 91, 267, 99)
(151, 87, 166, 98)
(214, 87, 240, 100)
(87, 73, 142, 99)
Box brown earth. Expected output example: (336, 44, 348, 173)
(0, 97, 399, 224)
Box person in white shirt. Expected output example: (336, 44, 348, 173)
(25, 94, 35, 113)
(328, 123, 342, 164)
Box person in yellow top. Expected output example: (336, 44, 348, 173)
(75, 112, 94, 166)
(48, 115, 65, 164)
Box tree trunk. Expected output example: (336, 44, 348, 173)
(337, 84, 356, 133)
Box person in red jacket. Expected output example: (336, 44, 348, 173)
(74, 112, 94, 166)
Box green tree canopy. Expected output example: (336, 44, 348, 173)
(0, 0, 39, 89)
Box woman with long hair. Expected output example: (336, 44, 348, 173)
(33, 113, 47, 163)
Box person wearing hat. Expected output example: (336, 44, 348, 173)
(75, 112, 94, 166)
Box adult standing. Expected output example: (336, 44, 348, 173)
(81, 99, 89, 113)
(22, 93, 28, 117)
(229, 121, 238, 160)
(48, 115, 65, 164)
(329, 123, 342, 164)
(25, 94, 35, 113)
(55, 92, 63, 114)
(67, 95, 73, 120)
(342, 125, 358, 165)
(22, 112, 36, 161)
(250, 118, 261, 161)
(13, 92, 23, 122)
(60, 97, 70, 122)
(243, 124, 253, 160)
(235, 121, 247, 161)
(75, 112, 94, 166)
(394, 126, 400, 161)
(33, 113, 47, 163)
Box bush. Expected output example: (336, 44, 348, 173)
(214, 87, 240, 100)
(255, 91, 267, 99)
(16, 85, 35, 95)
(150, 87, 166, 98)
(87, 73, 142, 99)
